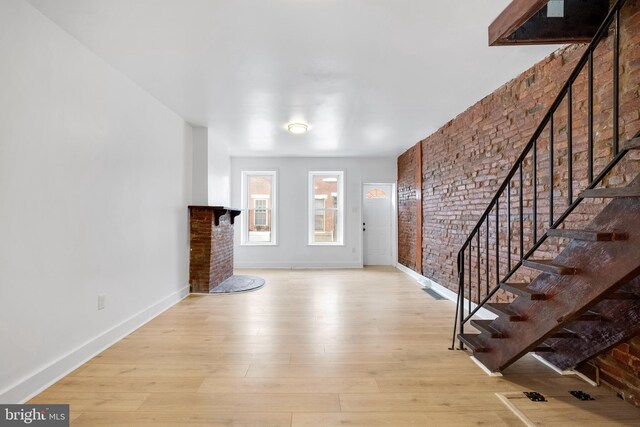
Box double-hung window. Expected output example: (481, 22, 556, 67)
(308, 171, 344, 245)
(241, 171, 277, 245)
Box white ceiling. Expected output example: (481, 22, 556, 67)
(26, 0, 558, 157)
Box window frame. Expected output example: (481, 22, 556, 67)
(241, 170, 277, 246)
(308, 171, 345, 246)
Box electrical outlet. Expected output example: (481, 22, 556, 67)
(98, 294, 106, 310)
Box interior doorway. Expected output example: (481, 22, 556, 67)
(362, 183, 395, 266)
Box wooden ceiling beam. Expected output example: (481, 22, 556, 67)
(489, 0, 548, 46)
(489, 0, 609, 46)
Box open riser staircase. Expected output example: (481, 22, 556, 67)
(451, 0, 640, 375)
(467, 177, 640, 372)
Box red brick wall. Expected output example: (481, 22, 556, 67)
(189, 207, 234, 292)
(211, 214, 234, 289)
(397, 145, 419, 271)
(588, 337, 640, 407)
(397, 0, 640, 407)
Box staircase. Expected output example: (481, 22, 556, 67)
(451, 0, 640, 374)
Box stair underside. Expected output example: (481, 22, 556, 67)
(539, 277, 640, 370)
(474, 181, 640, 373)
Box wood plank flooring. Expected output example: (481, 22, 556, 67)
(30, 267, 640, 426)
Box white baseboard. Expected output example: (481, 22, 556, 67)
(0, 285, 190, 404)
(395, 263, 497, 320)
(234, 261, 363, 269)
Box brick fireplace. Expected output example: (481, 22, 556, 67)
(188, 206, 241, 293)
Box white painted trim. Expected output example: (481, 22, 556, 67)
(531, 354, 598, 386)
(395, 263, 497, 320)
(234, 261, 362, 269)
(0, 285, 190, 404)
(471, 356, 503, 376)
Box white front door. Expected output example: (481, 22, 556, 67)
(363, 183, 393, 265)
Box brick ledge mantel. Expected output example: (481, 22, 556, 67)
(188, 206, 242, 226)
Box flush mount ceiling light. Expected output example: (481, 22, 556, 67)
(287, 123, 308, 135)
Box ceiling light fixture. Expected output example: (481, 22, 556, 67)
(287, 123, 308, 135)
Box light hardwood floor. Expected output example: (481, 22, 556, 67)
(30, 267, 640, 426)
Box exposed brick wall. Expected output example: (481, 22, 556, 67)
(397, 0, 640, 407)
(189, 207, 234, 292)
(397, 145, 419, 271)
(587, 337, 640, 407)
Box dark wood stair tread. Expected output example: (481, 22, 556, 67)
(470, 319, 505, 338)
(501, 282, 546, 300)
(533, 345, 554, 353)
(457, 334, 490, 352)
(486, 303, 525, 321)
(581, 187, 640, 198)
(522, 259, 577, 275)
(546, 228, 628, 242)
(576, 311, 602, 322)
(605, 292, 640, 300)
(551, 329, 579, 339)
(623, 137, 640, 150)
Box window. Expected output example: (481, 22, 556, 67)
(308, 171, 344, 245)
(241, 171, 276, 245)
(253, 199, 268, 226)
(366, 188, 387, 199)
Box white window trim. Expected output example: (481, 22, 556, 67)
(308, 171, 344, 246)
(241, 170, 277, 246)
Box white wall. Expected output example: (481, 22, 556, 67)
(231, 157, 396, 268)
(207, 130, 230, 207)
(192, 127, 209, 205)
(192, 127, 230, 206)
(0, 0, 192, 402)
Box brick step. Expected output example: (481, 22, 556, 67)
(486, 303, 525, 321)
(581, 187, 640, 198)
(470, 319, 505, 338)
(546, 228, 628, 242)
(523, 259, 577, 275)
(500, 282, 546, 300)
(457, 334, 489, 352)
(622, 137, 640, 150)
